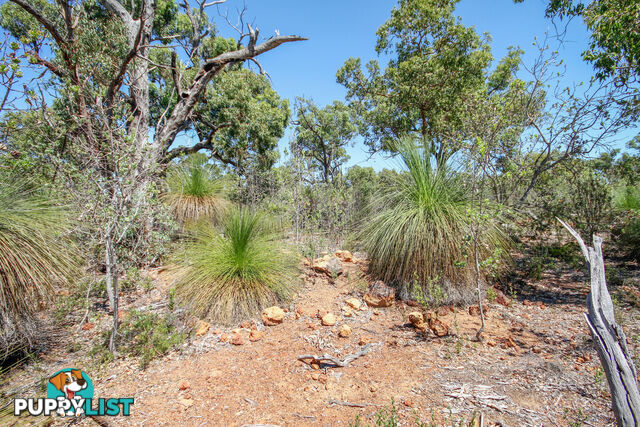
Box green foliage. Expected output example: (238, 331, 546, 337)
(117, 310, 184, 369)
(293, 97, 357, 183)
(338, 0, 515, 167)
(163, 155, 230, 224)
(0, 180, 78, 355)
(172, 207, 299, 323)
(359, 139, 508, 304)
(351, 399, 399, 427)
(541, 0, 640, 87)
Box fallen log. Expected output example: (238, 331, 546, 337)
(559, 219, 640, 427)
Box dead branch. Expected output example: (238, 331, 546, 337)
(559, 218, 640, 427)
(297, 343, 377, 367)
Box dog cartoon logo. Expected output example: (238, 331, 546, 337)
(46, 369, 94, 417)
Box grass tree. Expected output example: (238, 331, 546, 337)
(0, 182, 77, 356)
(172, 207, 298, 323)
(163, 157, 230, 225)
(359, 138, 508, 305)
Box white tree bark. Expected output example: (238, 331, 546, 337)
(559, 218, 640, 427)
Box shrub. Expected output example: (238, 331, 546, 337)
(0, 182, 78, 358)
(163, 156, 229, 224)
(172, 207, 299, 323)
(120, 311, 184, 369)
(358, 139, 508, 304)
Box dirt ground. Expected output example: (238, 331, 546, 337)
(2, 250, 640, 426)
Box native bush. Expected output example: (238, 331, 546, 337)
(358, 139, 508, 304)
(163, 155, 230, 225)
(172, 207, 299, 323)
(0, 181, 78, 358)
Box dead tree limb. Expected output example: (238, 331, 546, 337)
(298, 343, 377, 368)
(559, 218, 640, 427)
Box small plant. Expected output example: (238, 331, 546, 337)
(172, 207, 299, 323)
(410, 275, 447, 308)
(487, 287, 497, 304)
(526, 256, 547, 281)
(350, 399, 399, 427)
(118, 310, 184, 369)
(168, 288, 176, 311)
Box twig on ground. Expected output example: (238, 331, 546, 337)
(328, 399, 367, 408)
(297, 343, 377, 368)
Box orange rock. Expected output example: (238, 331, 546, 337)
(219, 333, 229, 342)
(428, 317, 449, 337)
(321, 313, 336, 326)
(262, 306, 285, 326)
(231, 333, 244, 345)
(195, 320, 210, 336)
(179, 380, 190, 391)
(249, 330, 263, 342)
(81, 322, 95, 331)
(363, 281, 395, 307)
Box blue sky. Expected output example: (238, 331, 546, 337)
(200, 0, 610, 171)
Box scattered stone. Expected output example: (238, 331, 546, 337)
(335, 250, 353, 262)
(532, 346, 542, 354)
(345, 297, 363, 310)
(195, 321, 210, 336)
(403, 400, 413, 407)
(468, 305, 488, 316)
(342, 306, 354, 317)
(321, 313, 336, 326)
(339, 325, 352, 338)
(316, 308, 329, 319)
(231, 328, 242, 334)
(359, 336, 373, 346)
(81, 322, 95, 331)
(428, 317, 449, 337)
(231, 334, 244, 346)
(313, 256, 343, 277)
(495, 290, 510, 306)
(240, 321, 251, 329)
(311, 373, 320, 381)
(262, 306, 285, 326)
(408, 311, 424, 325)
(213, 329, 222, 335)
(370, 384, 378, 393)
(219, 333, 229, 343)
(311, 363, 320, 370)
(179, 380, 190, 391)
(363, 281, 395, 307)
(178, 396, 193, 408)
(249, 330, 263, 342)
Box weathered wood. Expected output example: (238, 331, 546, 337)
(297, 343, 376, 368)
(559, 218, 640, 426)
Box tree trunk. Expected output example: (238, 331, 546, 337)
(559, 219, 640, 426)
(105, 234, 119, 353)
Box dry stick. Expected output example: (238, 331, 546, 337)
(558, 218, 640, 427)
(297, 343, 377, 367)
(328, 399, 367, 408)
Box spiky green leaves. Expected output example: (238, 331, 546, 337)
(0, 182, 78, 351)
(163, 157, 230, 224)
(172, 208, 299, 323)
(359, 139, 508, 304)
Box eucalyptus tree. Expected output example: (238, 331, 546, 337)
(293, 97, 357, 184)
(337, 0, 494, 168)
(0, 0, 304, 351)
